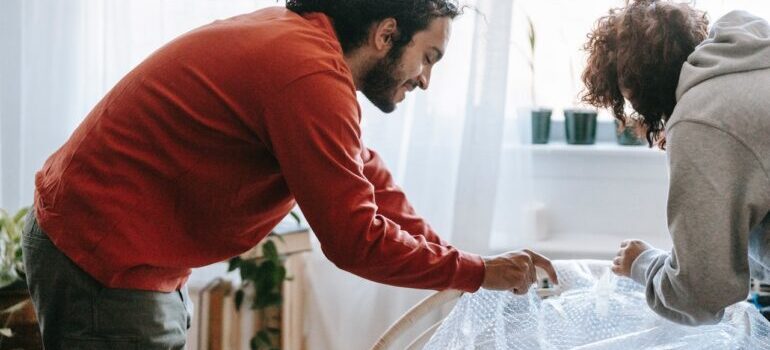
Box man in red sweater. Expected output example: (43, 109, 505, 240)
(23, 0, 557, 348)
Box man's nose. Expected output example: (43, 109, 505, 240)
(417, 67, 432, 90)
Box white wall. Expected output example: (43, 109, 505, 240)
(492, 120, 672, 259)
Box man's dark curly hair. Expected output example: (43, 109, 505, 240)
(285, 0, 463, 54)
(581, 0, 708, 149)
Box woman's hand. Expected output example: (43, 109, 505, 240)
(612, 239, 653, 277)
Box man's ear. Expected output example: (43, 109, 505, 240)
(371, 18, 398, 53)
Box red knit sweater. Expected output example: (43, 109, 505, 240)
(34, 7, 485, 293)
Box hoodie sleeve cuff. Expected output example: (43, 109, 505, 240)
(630, 248, 667, 285)
(450, 251, 486, 293)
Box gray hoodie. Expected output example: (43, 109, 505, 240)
(630, 10, 770, 326)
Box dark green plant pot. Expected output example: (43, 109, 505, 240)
(564, 109, 597, 145)
(615, 119, 645, 146)
(531, 109, 552, 144)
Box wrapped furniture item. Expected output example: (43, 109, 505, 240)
(373, 260, 770, 350)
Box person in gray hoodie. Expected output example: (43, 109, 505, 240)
(582, 0, 770, 326)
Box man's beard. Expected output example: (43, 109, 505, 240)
(361, 47, 406, 113)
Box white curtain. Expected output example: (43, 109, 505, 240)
(0, 0, 280, 213)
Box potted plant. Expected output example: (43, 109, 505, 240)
(531, 108, 552, 144)
(615, 118, 645, 146)
(228, 211, 302, 350)
(526, 16, 552, 144)
(0, 207, 42, 349)
(564, 109, 598, 145)
(0, 207, 28, 289)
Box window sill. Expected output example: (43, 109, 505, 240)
(490, 231, 672, 260)
(509, 142, 664, 158)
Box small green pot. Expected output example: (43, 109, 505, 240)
(531, 109, 552, 144)
(564, 109, 597, 145)
(615, 119, 645, 146)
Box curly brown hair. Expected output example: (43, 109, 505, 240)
(581, 0, 708, 148)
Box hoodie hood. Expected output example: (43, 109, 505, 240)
(676, 10, 770, 100)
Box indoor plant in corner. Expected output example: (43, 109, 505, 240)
(228, 211, 302, 350)
(0, 207, 27, 288)
(0, 206, 41, 349)
(564, 40, 598, 145)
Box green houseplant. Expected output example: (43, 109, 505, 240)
(227, 211, 302, 350)
(0, 207, 29, 289)
(564, 109, 598, 145)
(0, 207, 41, 349)
(527, 16, 553, 145)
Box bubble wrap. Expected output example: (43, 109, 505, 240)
(424, 260, 770, 350)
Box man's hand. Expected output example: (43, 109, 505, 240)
(482, 249, 558, 295)
(612, 239, 653, 277)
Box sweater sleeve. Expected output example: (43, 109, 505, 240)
(630, 121, 770, 325)
(261, 70, 485, 292)
(361, 147, 448, 246)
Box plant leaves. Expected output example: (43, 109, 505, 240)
(262, 241, 279, 264)
(234, 289, 245, 310)
(250, 334, 267, 350)
(263, 292, 282, 307)
(239, 261, 258, 281)
(272, 266, 286, 285)
(257, 260, 277, 282)
(252, 290, 281, 309)
(230, 217, 294, 345)
(527, 15, 536, 53)
(0, 206, 28, 286)
(227, 256, 242, 272)
(289, 210, 302, 225)
(12, 207, 29, 225)
(251, 330, 272, 349)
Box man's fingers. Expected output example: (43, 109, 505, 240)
(620, 240, 630, 248)
(611, 264, 622, 275)
(527, 250, 559, 285)
(528, 261, 537, 286)
(511, 283, 529, 295)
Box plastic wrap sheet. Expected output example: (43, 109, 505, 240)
(424, 260, 770, 350)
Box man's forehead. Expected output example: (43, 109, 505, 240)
(414, 17, 451, 50)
